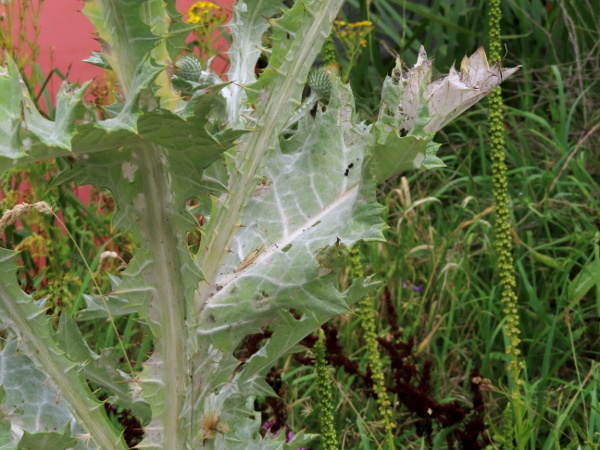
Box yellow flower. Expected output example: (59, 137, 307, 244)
(1, 190, 19, 209)
(14, 234, 49, 258)
(359, 39, 367, 47)
(334, 20, 346, 26)
(186, 1, 225, 25)
(349, 20, 373, 28)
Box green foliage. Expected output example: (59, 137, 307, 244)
(292, 0, 597, 447)
(0, 0, 515, 448)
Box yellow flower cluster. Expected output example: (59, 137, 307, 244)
(330, 18, 374, 81)
(186, 1, 227, 26)
(1, 189, 19, 210)
(334, 20, 372, 27)
(14, 234, 49, 258)
(333, 19, 373, 48)
(349, 20, 373, 27)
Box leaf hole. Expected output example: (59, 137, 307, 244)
(288, 309, 302, 320)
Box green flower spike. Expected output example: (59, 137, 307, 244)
(488, 0, 526, 445)
(315, 328, 339, 450)
(349, 247, 395, 449)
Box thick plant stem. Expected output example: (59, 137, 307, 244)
(349, 248, 395, 449)
(194, 0, 345, 316)
(135, 144, 188, 449)
(315, 328, 339, 450)
(488, 0, 525, 445)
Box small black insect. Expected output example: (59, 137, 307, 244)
(344, 169, 349, 176)
(347, 163, 354, 169)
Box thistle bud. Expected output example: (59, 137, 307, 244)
(308, 66, 333, 100)
(175, 55, 203, 83)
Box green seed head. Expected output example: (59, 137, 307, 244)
(309, 66, 333, 100)
(175, 55, 203, 82)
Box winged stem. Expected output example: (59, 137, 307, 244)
(194, 0, 345, 316)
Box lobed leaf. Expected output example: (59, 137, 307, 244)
(189, 80, 383, 445)
(225, 0, 287, 126)
(0, 250, 126, 449)
(369, 47, 519, 181)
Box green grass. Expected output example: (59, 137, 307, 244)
(277, 0, 600, 448)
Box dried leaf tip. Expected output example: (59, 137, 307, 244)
(393, 46, 520, 134)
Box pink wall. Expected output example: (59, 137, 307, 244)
(35, 1, 103, 97)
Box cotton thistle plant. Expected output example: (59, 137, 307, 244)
(0, 0, 518, 447)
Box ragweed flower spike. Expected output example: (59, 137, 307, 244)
(349, 247, 396, 449)
(488, 0, 526, 446)
(314, 328, 339, 450)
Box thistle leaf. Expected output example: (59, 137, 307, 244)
(0, 57, 163, 172)
(18, 428, 78, 450)
(190, 80, 383, 445)
(0, 341, 73, 437)
(56, 314, 151, 424)
(0, 249, 127, 449)
(369, 46, 519, 181)
(225, 0, 286, 125)
(82, 0, 162, 96)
